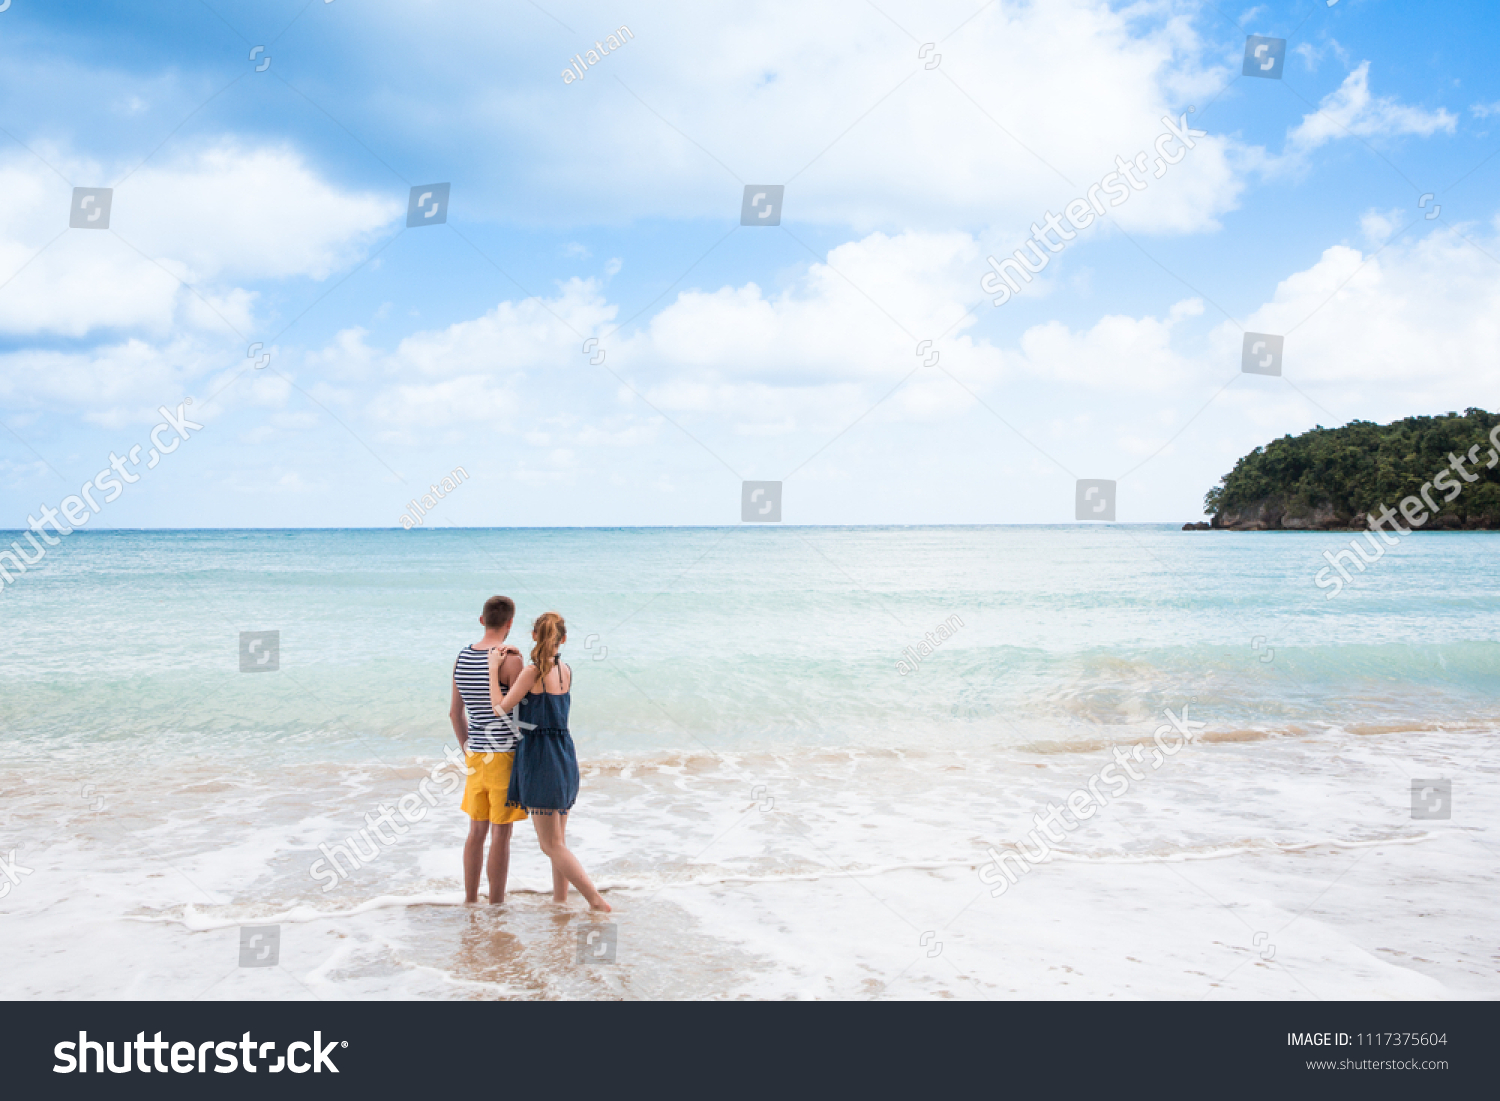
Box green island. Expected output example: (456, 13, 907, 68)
(1195, 409, 1500, 531)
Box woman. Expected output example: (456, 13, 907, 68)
(487, 612, 611, 912)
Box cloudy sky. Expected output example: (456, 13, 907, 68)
(1, 0, 1496, 527)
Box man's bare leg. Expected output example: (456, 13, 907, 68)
(487, 822, 513, 904)
(463, 818, 490, 903)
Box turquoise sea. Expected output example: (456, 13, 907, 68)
(2, 525, 1498, 751)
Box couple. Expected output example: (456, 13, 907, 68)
(448, 595, 610, 911)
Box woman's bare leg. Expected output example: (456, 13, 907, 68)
(551, 814, 569, 902)
(532, 813, 609, 911)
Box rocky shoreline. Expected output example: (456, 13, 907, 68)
(1184, 496, 1500, 531)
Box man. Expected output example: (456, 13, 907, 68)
(449, 595, 528, 903)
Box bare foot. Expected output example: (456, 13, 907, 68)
(588, 895, 612, 913)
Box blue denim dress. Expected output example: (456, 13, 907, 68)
(505, 665, 579, 815)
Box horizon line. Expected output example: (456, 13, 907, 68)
(0, 521, 1209, 532)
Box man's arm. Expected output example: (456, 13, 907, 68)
(449, 681, 467, 749)
(489, 648, 538, 715)
(499, 651, 524, 694)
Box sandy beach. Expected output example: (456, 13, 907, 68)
(3, 715, 1494, 999)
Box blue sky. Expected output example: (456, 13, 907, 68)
(1, 0, 1497, 527)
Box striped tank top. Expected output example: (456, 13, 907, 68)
(454, 646, 521, 753)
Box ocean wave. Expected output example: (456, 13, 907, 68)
(127, 829, 1438, 935)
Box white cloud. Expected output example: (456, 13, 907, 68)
(620, 231, 979, 385)
(386, 278, 611, 379)
(1283, 61, 1457, 159)
(371, 375, 522, 430)
(1358, 208, 1405, 247)
(297, 280, 614, 438)
(22, 204, 1500, 462)
(1002, 298, 1205, 392)
(113, 144, 401, 281)
(304, 208, 1500, 453)
(0, 335, 236, 427)
(1226, 217, 1500, 406)
(353, 0, 1242, 235)
(1292, 38, 1350, 73)
(0, 145, 399, 340)
(318, 229, 1226, 448)
(283, 232, 998, 441)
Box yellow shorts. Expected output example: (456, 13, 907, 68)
(460, 750, 528, 825)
